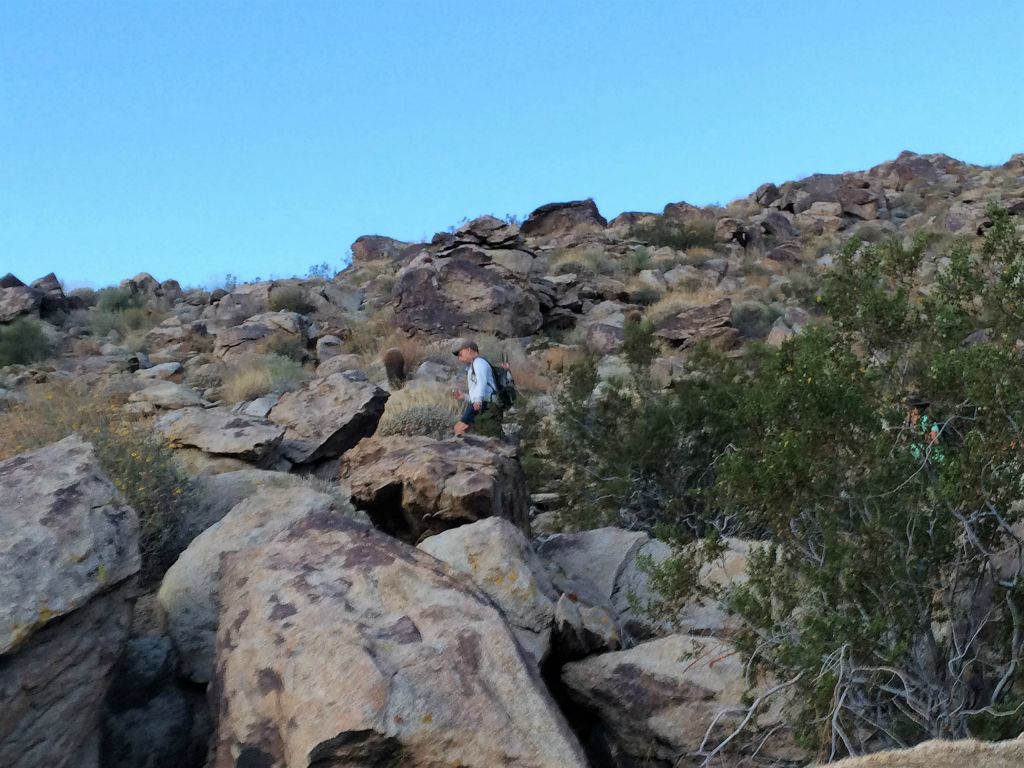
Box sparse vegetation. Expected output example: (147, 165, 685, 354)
(628, 216, 717, 252)
(220, 353, 310, 403)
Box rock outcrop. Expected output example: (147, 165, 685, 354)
(212, 514, 589, 768)
(157, 407, 285, 465)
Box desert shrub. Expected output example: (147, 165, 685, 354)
(642, 208, 1024, 757)
(629, 216, 717, 251)
(96, 286, 143, 313)
(269, 285, 314, 314)
(69, 287, 98, 307)
(0, 381, 198, 582)
(730, 300, 777, 339)
(89, 289, 162, 337)
(221, 353, 310, 403)
(0, 318, 54, 366)
(533, 319, 743, 531)
(623, 247, 653, 275)
(263, 331, 306, 361)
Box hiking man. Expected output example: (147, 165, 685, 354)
(451, 338, 499, 436)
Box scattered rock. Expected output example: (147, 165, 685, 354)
(157, 407, 285, 464)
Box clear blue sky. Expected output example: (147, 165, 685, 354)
(2, 1, 1022, 289)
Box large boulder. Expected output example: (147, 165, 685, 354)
(0, 436, 140, 768)
(340, 434, 530, 544)
(267, 370, 388, 464)
(157, 484, 350, 683)
(419, 517, 557, 667)
(520, 199, 608, 239)
(156, 407, 285, 465)
(29, 273, 67, 316)
(822, 737, 1024, 768)
(211, 515, 589, 768)
(562, 634, 800, 767)
(393, 253, 543, 337)
(350, 234, 413, 264)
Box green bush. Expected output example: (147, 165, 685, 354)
(96, 286, 143, 313)
(221, 354, 310, 403)
(0, 318, 53, 366)
(269, 285, 315, 314)
(628, 216, 717, 251)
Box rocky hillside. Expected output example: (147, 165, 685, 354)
(2, 151, 1024, 768)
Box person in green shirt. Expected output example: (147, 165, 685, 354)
(907, 396, 945, 464)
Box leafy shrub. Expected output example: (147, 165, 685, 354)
(730, 300, 777, 339)
(69, 287, 98, 307)
(0, 318, 54, 366)
(628, 216, 717, 251)
(623, 247, 652, 275)
(221, 354, 309, 403)
(269, 285, 314, 314)
(0, 381, 198, 583)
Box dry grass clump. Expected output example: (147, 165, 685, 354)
(680, 246, 718, 266)
(221, 353, 310, 403)
(548, 246, 615, 276)
(375, 381, 460, 439)
(0, 380, 197, 582)
(645, 287, 723, 325)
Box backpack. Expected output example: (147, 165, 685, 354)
(485, 357, 518, 409)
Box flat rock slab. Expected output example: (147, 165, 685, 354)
(157, 407, 285, 463)
(268, 370, 388, 464)
(127, 381, 203, 409)
(340, 434, 530, 544)
(0, 435, 140, 654)
(212, 515, 588, 768)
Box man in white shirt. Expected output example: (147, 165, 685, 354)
(451, 338, 498, 436)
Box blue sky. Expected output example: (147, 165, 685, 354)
(2, 1, 1022, 289)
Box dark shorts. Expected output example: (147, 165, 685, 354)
(459, 401, 488, 425)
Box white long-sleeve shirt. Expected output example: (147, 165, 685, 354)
(466, 356, 497, 404)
